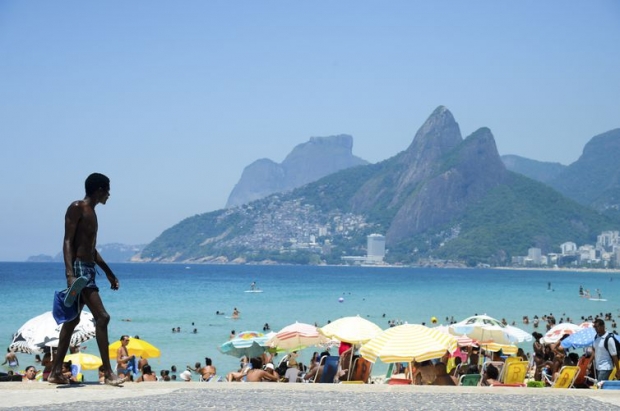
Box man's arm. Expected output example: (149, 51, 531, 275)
(95, 249, 119, 290)
(262, 369, 279, 382)
(63, 203, 81, 287)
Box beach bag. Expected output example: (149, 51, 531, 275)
(604, 333, 620, 356)
(52, 289, 80, 325)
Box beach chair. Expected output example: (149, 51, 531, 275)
(501, 361, 528, 385)
(498, 357, 519, 381)
(458, 374, 482, 386)
(548, 366, 579, 388)
(313, 356, 339, 383)
(341, 357, 373, 384)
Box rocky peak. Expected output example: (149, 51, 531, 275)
(395, 106, 463, 191)
(226, 134, 368, 208)
(386, 126, 507, 244)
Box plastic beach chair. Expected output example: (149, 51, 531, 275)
(501, 361, 528, 385)
(458, 374, 482, 386)
(312, 356, 339, 383)
(549, 366, 579, 388)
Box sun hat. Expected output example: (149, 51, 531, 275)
(265, 363, 274, 370)
(179, 370, 192, 381)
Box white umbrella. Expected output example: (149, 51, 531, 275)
(8, 311, 96, 354)
(449, 314, 532, 345)
(319, 316, 382, 344)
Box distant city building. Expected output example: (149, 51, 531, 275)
(367, 234, 386, 263)
(341, 233, 386, 265)
(578, 245, 597, 263)
(527, 247, 542, 265)
(560, 242, 577, 256)
(597, 231, 620, 252)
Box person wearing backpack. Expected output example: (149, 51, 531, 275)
(592, 319, 620, 381)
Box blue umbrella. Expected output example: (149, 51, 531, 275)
(561, 328, 620, 349)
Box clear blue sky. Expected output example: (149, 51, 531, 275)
(1, 1, 619, 261)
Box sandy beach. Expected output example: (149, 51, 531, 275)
(1, 382, 620, 410)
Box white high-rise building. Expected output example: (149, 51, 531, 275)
(367, 234, 386, 263)
(528, 248, 542, 264)
(560, 242, 577, 255)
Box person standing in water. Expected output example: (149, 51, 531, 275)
(48, 173, 124, 385)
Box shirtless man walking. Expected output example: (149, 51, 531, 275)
(48, 173, 124, 385)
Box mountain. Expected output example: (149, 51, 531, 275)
(27, 243, 145, 263)
(501, 155, 566, 184)
(547, 129, 620, 216)
(226, 134, 368, 207)
(137, 107, 618, 266)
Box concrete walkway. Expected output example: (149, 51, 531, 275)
(2, 382, 620, 410)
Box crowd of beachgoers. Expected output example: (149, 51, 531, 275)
(3, 307, 618, 386)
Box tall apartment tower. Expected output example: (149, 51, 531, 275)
(366, 234, 386, 263)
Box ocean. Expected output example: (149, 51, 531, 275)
(1, 262, 618, 381)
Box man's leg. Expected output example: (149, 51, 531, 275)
(81, 288, 123, 383)
(597, 369, 612, 381)
(48, 315, 80, 383)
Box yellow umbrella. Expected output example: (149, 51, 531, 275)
(108, 338, 161, 359)
(360, 324, 458, 364)
(319, 316, 382, 344)
(64, 352, 103, 370)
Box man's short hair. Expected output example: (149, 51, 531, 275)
(85, 173, 110, 196)
(594, 319, 605, 327)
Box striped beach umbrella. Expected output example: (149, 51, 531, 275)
(360, 324, 458, 364)
(267, 322, 329, 352)
(319, 316, 382, 344)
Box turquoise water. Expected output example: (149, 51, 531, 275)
(1, 262, 619, 380)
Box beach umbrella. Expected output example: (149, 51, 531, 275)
(449, 314, 532, 345)
(560, 327, 620, 349)
(542, 323, 584, 344)
(360, 324, 458, 364)
(267, 322, 329, 352)
(220, 330, 275, 358)
(9, 311, 96, 355)
(480, 342, 519, 355)
(109, 337, 161, 359)
(319, 316, 382, 344)
(64, 352, 103, 370)
(434, 325, 477, 347)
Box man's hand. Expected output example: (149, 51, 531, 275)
(108, 274, 120, 290)
(66, 275, 77, 289)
